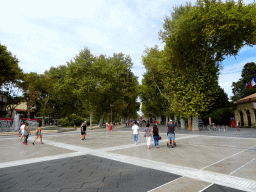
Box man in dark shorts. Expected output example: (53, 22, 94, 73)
(81, 121, 87, 140)
(167, 120, 175, 148)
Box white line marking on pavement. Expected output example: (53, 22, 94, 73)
(89, 151, 256, 192)
(97, 135, 200, 152)
(1, 135, 256, 191)
(198, 183, 214, 192)
(204, 135, 256, 141)
(0, 152, 85, 169)
(42, 139, 92, 153)
(229, 158, 256, 175)
(201, 144, 256, 170)
(147, 176, 184, 192)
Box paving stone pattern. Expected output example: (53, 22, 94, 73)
(205, 184, 246, 192)
(0, 155, 181, 192)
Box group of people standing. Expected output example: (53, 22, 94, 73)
(132, 120, 176, 149)
(105, 122, 113, 131)
(18, 122, 43, 145)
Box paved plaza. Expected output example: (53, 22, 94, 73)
(0, 125, 256, 191)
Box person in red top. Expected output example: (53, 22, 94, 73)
(110, 122, 113, 131)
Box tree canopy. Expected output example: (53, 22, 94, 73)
(21, 48, 140, 124)
(141, 0, 256, 119)
(0, 43, 23, 87)
(232, 62, 256, 102)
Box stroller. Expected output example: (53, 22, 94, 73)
(167, 133, 176, 147)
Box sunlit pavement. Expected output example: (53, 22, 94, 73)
(0, 125, 256, 192)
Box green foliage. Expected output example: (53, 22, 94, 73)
(57, 114, 86, 127)
(200, 85, 233, 125)
(140, 46, 169, 119)
(0, 44, 23, 86)
(57, 117, 70, 127)
(201, 107, 235, 125)
(231, 62, 256, 102)
(23, 47, 139, 122)
(63, 48, 139, 121)
(69, 114, 85, 126)
(143, 0, 256, 119)
(211, 86, 231, 109)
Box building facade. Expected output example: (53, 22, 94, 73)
(7, 102, 36, 119)
(234, 93, 256, 127)
(0, 92, 8, 118)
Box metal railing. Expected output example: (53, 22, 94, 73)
(200, 125, 228, 131)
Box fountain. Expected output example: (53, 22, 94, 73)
(12, 114, 20, 131)
(0, 114, 39, 132)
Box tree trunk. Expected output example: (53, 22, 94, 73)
(42, 118, 45, 127)
(90, 112, 92, 130)
(27, 102, 30, 120)
(192, 116, 199, 131)
(180, 118, 185, 129)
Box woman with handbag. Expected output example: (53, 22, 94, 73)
(32, 123, 43, 145)
(144, 122, 152, 149)
(151, 124, 160, 148)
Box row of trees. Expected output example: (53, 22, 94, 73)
(1, 44, 140, 126)
(2, 0, 256, 127)
(140, 0, 256, 126)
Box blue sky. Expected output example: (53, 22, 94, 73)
(1, 0, 256, 100)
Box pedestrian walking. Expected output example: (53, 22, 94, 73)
(18, 124, 22, 136)
(152, 124, 160, 148)
(110, 122, 113, 131)
(144, 122, 152, 149)
(126, 120, 128, 127)
(132, 122, 139, 145)
(106, 122, 109, 131)
(19, 122, 26, 143)
(32, 123, 43, 145)
(23, 123, 31, 145)
(81, 121, 87, 140)
(167, 120, 175, 148)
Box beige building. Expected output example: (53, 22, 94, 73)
(234, 93, 256, 127)
(7, 102, 36, 119)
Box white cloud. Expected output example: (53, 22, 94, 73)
(76, 27, 110, 49)
(221, 57, 256, 75)
(219, 72, 241, 100)
(2, 0, 255, 103)
(219, 57, 256, 99)
(2, 0, 104, 19)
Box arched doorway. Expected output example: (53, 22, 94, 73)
(239, 111, 244, 126)
(247, 110, 251, 127)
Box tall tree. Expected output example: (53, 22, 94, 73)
(21, 73, 40, 119)
(64, 48, 140, 124)
(231, 62, 256, 101)
(140, 46, 169, 120)
(0, 44, 23, 87)
(0, 44, 23, 117)
(158, 0, 256, 118)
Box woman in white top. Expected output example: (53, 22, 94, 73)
(106, 122, 109, 131)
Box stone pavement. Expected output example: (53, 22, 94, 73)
(0, 125, 256, 192)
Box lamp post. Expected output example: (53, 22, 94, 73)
(110, 104, 114, 123)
